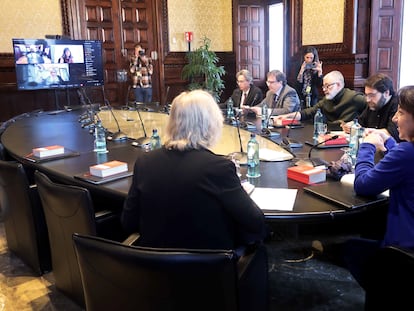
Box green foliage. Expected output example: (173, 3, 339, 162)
(181, 36, 226, 102)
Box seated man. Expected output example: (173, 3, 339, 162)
(230, 69, 264, 109)
(249, 70, 300, 117)
(341, 73, 400, 141)
(274, 70, 366, 131)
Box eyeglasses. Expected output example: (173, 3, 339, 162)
(364, 92, 379, 99)
(266, 80, 277, 84)
(322, 82, 337, 90)
(237, 80, 247, 84)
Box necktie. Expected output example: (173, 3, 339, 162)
(241, 92, 247, 107)
(272, 94, 278, 108)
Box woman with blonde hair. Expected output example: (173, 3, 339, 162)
(122, 89, 269, 310)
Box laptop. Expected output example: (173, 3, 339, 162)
(303, 182, 389, 210)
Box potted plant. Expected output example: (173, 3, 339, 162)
(181, 36, 226, 102)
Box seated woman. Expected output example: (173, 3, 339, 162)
(122, 89, 270, 311)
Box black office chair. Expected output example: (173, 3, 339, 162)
(73, 233, 270, 311)
(364, 245, 414, 310)
(0, 160, 51, 275)
(34, 170, 124, 308)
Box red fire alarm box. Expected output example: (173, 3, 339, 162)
(185, 32, 193, 42)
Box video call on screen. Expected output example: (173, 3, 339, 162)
(12, 38, 104, 90)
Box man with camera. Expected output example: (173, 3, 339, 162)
(129, 43, 153, 103)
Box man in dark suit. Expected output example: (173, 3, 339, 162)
(228, 69, 263, 109)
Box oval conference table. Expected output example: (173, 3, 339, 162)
(1, 106, 388, 224)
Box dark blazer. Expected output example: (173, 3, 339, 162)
(230, 84, 263, 108)
(122, 148, 267, 250)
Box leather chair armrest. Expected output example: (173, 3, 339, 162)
(122, 233, 140, 246)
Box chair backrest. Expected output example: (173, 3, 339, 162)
(34, 170, 98, 308)
(72, 233, 240, 311)
(0, 160, 51, 275)
(365, 245, 414, 310)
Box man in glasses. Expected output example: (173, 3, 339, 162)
(229, 69, 264, 109)
(274, 70, 366, 130)
(249, 69, 300, 116)
(340, 73, 399, 141)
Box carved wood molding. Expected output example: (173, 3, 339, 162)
(291, 0, 356, 56)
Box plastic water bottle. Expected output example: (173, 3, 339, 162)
(261, 103, 269, 129)
(313, 108, 325, 142)
(150, 128, 161, 150)
(305, 94, 311, 108)
(226, 98, 235, 122)
(349, 119, 362, 165)
(247, 133, 260, 178)
(305, 86, 312, 108)
(94, 120, 108, 153)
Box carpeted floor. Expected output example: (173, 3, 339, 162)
(0, 221, 365, 311)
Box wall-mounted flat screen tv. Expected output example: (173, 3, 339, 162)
(12, 38, 104, 90)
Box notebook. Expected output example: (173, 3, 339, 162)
(303, 182, 389, 210)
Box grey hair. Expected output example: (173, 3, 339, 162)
(236, 69, 253, 84)
(325, 70, 345, 88)
(164, 89, 224, 151)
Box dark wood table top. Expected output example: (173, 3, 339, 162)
(1, 107, 386, 223)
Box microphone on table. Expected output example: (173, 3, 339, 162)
(227, 109, 248, 165)
(306, 135, 338, 167)
(282, 109, 303, 148)
(261, 104, 276, 137)
(101, 86, 128, 141)
(131, 103, 151, 147)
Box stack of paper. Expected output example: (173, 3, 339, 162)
(259, 148, 293, 162)
(33, 145, 65, 158)
(89, 160, 128, 178)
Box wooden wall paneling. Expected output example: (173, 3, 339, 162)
(235, 3, 266, 91)
(369, 0, 403, 87)
(287, 0, 370, 92)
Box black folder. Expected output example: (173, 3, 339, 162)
(304, 182, 388, 210)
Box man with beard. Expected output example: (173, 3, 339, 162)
(340, 73, 400, 141)
(273, 70, 366, 131)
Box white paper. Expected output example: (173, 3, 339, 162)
(250, 187, 297, 211)
(259, 148, 293, 162)
(340, 173, 389, 197)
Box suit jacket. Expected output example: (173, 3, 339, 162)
(122, 148, 267, 250)
(255, 84, 300, 116)
(230, 84, 263, 108)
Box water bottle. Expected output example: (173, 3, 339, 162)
(246, 133, 261, 178)
(226, 98, 235, 122)
(261, 103, 269, 129)
(349, 119, 363, 165)
(305, 86, 312, 108)
(94, 120, 108, 153)
(305, 94, 311, 108)
(313, 108, 326, 142)
(150, 128, 161, 150)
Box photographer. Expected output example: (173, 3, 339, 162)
(129, 43, 153, 103)
(296, 46, 323, 107)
